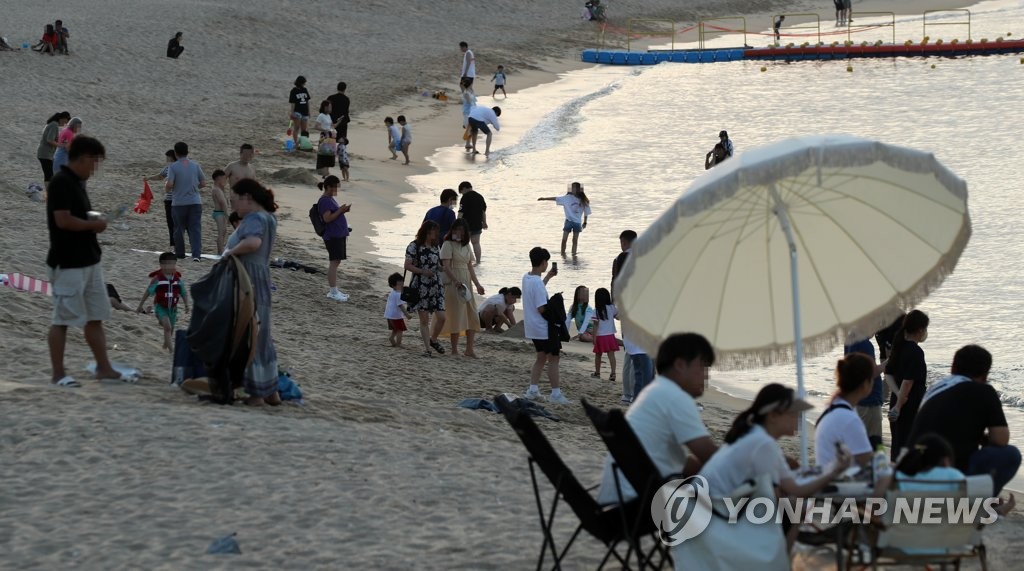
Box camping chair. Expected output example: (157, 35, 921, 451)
(848, 474, 992, 570)
(495, 394, 647, 571)
(581, 398, 673, 569)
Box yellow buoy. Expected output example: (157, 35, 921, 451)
(930, 64, 936, 69)
(846, 65, 853, 72)
(760, 66, 767, 72)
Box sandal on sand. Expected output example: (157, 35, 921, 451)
(101, 372, 138, 384)
(422, 350, 434, 358)
(429, 340, 445, 354)
(591, 372, 601, 379)
(55, 376, 81, 388)
(609, 373, 617, 382)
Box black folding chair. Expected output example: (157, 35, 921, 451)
(495, 394, 647, 570)
(581, 398, 674, 569)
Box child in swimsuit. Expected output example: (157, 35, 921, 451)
(210, 169, 229, 255)
(137, 252, 190, 350)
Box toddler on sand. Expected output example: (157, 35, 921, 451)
(137, 252, 190, 350)
(336, 136, 350, 181)
(491, 65, 507, 97)
(397, 115, 412, 165)
(385, 272, 411, 347)
(385, 116, 400, 160)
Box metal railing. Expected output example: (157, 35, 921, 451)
(923, 9, 971, 40)
(626, 19, 676, 51)
(772, 13, 821, 45)
(698, 16, 747, 50)
(848, 12, 896, 44)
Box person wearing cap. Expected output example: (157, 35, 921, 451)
(701, 383, 850, 500)
(718, 130, 734, 157)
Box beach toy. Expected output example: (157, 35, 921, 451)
(286, 120, 293, 137)
(422, 91, 429, 97)
(760, 66, 767, 72)
(22, 42, 28, 49)
(847, 65, 853, 72)
(931, 64, 936, 69)
(284, 140, 294, 151)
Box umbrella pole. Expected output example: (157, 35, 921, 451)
(771, 186, 809, 467)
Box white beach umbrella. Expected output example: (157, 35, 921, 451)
(615, 134, 970, 465)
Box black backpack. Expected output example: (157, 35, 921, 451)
(309, 203, 326, 237)
(545, 292, 571, 342)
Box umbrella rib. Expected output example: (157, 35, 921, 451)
(711, 193, 764, 344)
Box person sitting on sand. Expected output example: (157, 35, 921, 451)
(478, 287, 521, 332)
(106, 283, 134, 312)
(54, 20, 70, 54)
(705, 143, 727, 170)
(137, 252, 190, 351)
(31, 24, 56, 55)
(565, 285, 596, 342)
(167, 32, 184, 58)
(0, 35, 20, 51)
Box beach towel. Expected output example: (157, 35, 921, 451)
(133, 179, 154, 214)
(187, 255, 257, 404)
(490, 394, 561, 421)
(2, 273, 52, 296)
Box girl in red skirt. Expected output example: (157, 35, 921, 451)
(591, 287, 619, 380)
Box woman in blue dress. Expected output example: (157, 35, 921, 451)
(224, 178, 280, 405)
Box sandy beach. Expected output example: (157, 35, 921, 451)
(2, 0, 1020, 568)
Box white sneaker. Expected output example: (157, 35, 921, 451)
(524, 386, 541, 400)
(547, 392, 571, 405)
(336, 291, 351, 301)
(326, 291, 347, 302)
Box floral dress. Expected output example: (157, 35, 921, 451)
(405, 240, 444, 313)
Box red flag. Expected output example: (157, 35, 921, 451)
(134, 179, 154, 214)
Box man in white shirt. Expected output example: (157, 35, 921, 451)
(467, 105, 501, 156)
(596, 333, 719, 504)
(521, 247, 568, 404)
(459, 41, 476, 87)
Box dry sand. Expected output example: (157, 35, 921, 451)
(1, 0, 1018, 568)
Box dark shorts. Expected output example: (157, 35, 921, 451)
(468, 117, 490, 135)
(461, 76, 474, 87)
(387, 318, 407, 331)
(325, 237, 347, 261)
(316, 154, 336, 169)
(532, 338, 562, 356)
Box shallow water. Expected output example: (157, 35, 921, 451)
(373, 0, 1024, 481)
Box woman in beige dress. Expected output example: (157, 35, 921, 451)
(439, 219, 485, 357)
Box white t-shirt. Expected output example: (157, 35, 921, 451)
(462, 48, 476, 78)
(594, 305, 617, 336)
(479, 293, 514, 314)
(622, 337, 645, 356)
(699, 424, 792, 499)
(814, 397, 873, 467)
(384, 290, 406, 319)
(315, 113, 333, 132)
(521, 273, 549, 340)
(401, 123, 412, 143)
(388, 124, 401, 144)
(554, 194, 592, 224)
(596, 376, 709, 504)
(468, 106, 500, 130)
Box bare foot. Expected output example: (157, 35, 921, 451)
(449, 352, 461, 358)
(463, 352, 479, 359)
(402, 161, 410, 165)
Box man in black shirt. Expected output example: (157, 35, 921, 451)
(910, 345, 1021, 493)
(326, 82, 351, 140)
(46, 136, 125, 387)
(456, 181, 487, 263)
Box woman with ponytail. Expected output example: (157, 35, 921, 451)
(225, 178, 280, 406)
(702, 384, 851, 500)
(884, 309, 930, 460)
(814, 353, 876, 468)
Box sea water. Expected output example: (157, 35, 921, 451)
(373, 0, 1024, 483)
